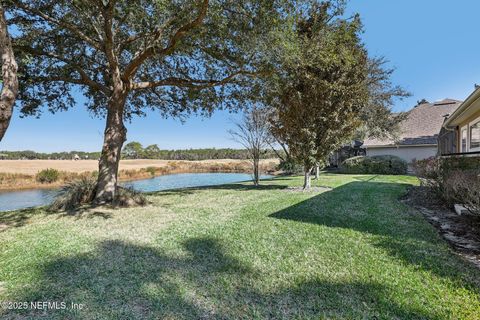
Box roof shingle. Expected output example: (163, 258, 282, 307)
(363, 99, 462, 147)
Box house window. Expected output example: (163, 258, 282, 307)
(470, 118, 480, 151)
(461, 127, 467, 152)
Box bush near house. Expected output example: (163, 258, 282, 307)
(414, 156, 480, 215)
(340, 155, 408, 175)
(411, 157, 439, 180)
(444, 170, 480, 215)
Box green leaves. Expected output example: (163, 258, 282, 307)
(268, 1, 369, 169)
(10, 0, 292, 119)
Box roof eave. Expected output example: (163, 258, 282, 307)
(444, 88, 480, 128)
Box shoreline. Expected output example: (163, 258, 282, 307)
(0, 159, 279, 192)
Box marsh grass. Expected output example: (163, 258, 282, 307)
(0, 174, 479, 319)
(0, 160, 278, 191)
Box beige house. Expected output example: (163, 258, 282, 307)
(363, 99, 462, 163)
(439, 87, 480, 155)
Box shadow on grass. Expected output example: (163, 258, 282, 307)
(0, 205, 118, 232)
(269, 180, 480, 288)
(3, 237, 438, 319)
(59, 208, 114, 220)
(149, 183, 287, 197)
(0, 207, 46, 231)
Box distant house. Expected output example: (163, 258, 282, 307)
(362, 99, 462, 163)
(439, 87, 480, 155)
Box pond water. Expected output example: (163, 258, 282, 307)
(0, 172, 272, 212)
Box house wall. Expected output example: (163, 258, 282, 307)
(365, 145, 437, 163)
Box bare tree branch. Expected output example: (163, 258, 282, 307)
(229, 105, 272, 185)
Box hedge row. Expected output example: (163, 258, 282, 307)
(340, 155, 408, 175)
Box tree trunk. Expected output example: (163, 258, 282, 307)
(314, 165, 319, 180)
(303, 167, 312, 190)
(253, 153, 260, 186)
(0, 5, 18, 141)
(94, 91, 127, 203)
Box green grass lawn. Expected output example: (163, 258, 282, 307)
(1, 174, 479, 319)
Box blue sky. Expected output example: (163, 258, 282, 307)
(1, 0, 479, 152)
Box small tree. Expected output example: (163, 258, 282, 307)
(0, 3, 18, 141)
(122, 141, 144, 159)
(270, 3, 369, 189)
(268, 2, 407, 189)
(144, 144, 161, 159)
(229, 105, 272, 185)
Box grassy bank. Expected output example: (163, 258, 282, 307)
(0, 159, 278, 191)
(1, 174, 479, 319)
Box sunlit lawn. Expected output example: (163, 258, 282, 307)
(1, 174, 479, 319)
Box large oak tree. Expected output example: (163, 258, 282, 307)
(7, 0, 290, 202)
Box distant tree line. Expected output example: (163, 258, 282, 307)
(0, 150, 101, 160)
(0, 146, 280, 161)
(121, 142, 280, 160)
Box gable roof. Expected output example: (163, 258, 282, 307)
(363, 99, 462, 147)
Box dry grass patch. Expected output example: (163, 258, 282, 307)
(0, 159, 279, 190)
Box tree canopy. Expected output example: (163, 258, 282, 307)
(266, 2, 407, 188)
(9, 0, 287, 118)
(6, 0, 294, 201)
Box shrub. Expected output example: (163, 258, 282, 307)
(412, 157, 440, 180)
(414, 156, 480, 215)
(49, 176, 97, 211)
(341, 156, 368, 174)
(114, 187, 148, 207)
(278, 158, 303, 174)
(36, 168, 60, 183)
(145, 166, 156, 177)
(49, 176, 148, 212)
(443, 170, 480, 215)
(341, 155, 407, 175)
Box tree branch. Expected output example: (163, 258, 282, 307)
(131, 70, 255, 90)
(15, 45, 109, 93)
(101, 1, 119, 72)
(16, 2, 102, 51)
(122, 0, 209, 81)
(31, 76, 103, 89)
